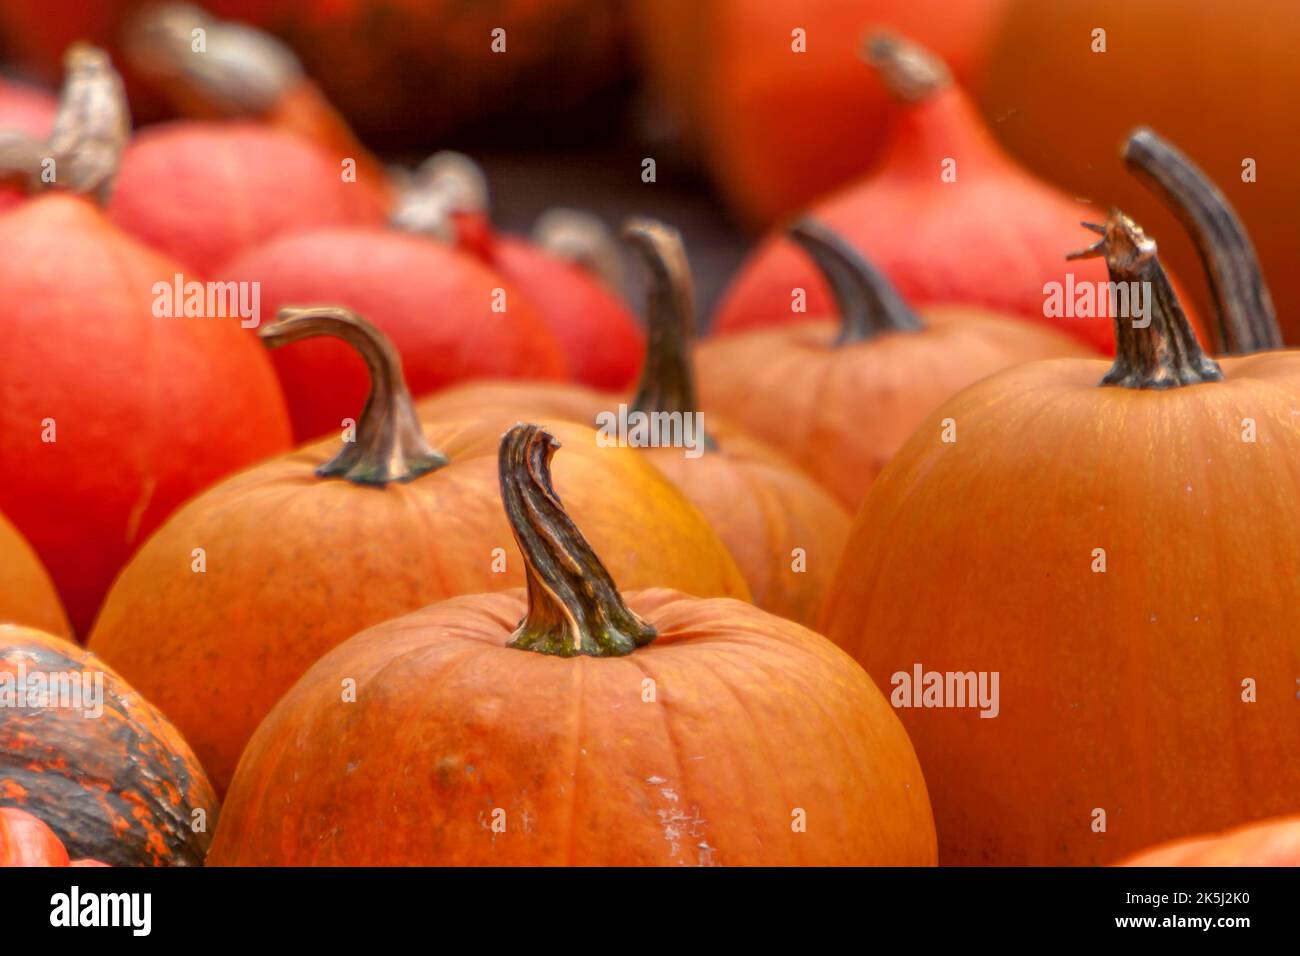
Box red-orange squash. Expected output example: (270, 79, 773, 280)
(698, 219, 1089, 511)
(421, 219, 850, 628)
(88, 307, 748, 793)
(207, 423, 935, 865)
(1119, 816, 1300, 867)
(0, 626, 217, 866)
(392, 152, 644, 392)
(821, 210, 1300, 864)
(0, 47, 291, 635)
(218, 224, 570, 442)
(711, 34, 1114, 351)
(0, 808, 105, 866)
(0, 512, 69, 639)
(631, 0, 1009, 226)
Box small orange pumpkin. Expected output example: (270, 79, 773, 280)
(207, 424, 936, 866)
(89, 307, 747, 792)
(697, 219, 1089, 511)
(1119, 815, 1300, 867)
(0, 512, 69, 639)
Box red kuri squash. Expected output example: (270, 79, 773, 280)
(711, 33, 1116, 351)
(0, 808, 105, 866)
(88, 307, 747, 792)
(207, 423, 935, 866)
(821, 210, 1300, 864)
(0, 46, 291, 635)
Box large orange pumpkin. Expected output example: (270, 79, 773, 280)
(1119, 815, 1300, 867)
(207, 423, 935, 866)
(978, 0, 1300, 343)
(0, 46, 291, 635)
(0, 625, 217, 866)
(422, 220, 849, 628)
(710, 33, 1119, 353)
(698, 218, 1089, 511)
(631, 0, 1009, 226)
(0, 513, 68, 639)
(821, 210, 1300, 865)
(89, 307, 747, 793)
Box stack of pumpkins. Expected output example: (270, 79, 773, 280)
(1, 9, 1297, 868)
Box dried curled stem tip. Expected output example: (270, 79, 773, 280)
(390, 151, 490, 239)
(124, 2, 303, 114)
(258, 306, 448, 485)
(533, 208, 628, 296)
(862, 32, 950, 101)
(500, 423, 656, 658)
(1071, 211, 1223, 390)
(1123, 126, 1281, 355)
(788, 217, 923, 346)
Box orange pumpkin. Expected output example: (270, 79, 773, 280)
(421, 220, 850, 627)
(821, 210, 1300, 865)
(207, 423, 936, 866)
(698, 219, 1089, 511)
(89, 307, 748, 793)
(710, 32, 1121, 353)
(631, 0, 1009, 226)
(0, 626, 216, 866)
(978, 0, 1300, 342)
(0, 512, 69, 639)
(0, 808, 107, 866)
(1119, 815, 1300, 867)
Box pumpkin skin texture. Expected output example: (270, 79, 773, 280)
(821, 214, 1300, 864)
(0, 512, 69, 639)
(0, 625, 217, 866)
(1119, 815, 1300, 867)
(698, 221, 1090, 511)
(207, 425, 935, 866)
(89, 309, 748, 794)
(0, 194, 292, 635)
(107, 121, 389, 277)
(979, 0, 1300, 343)
(710, 35, 1118, 351)
(631, 0, 1008, 226)
(218, 227, 570, 442)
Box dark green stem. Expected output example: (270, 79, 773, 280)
(1124, 127, 1281, 354)
(788, 218, 923, 346)
(1069, 212, 1223, 389)
(500, 424, 656, 657)
(258, 306, 447, 484)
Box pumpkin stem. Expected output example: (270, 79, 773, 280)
(124, 3, 302, 115)
(1068, 210, 1224, 389)
(534, 207, 628, 298)
(258, 306, 448, 484)
(862, 33, 950, 102)
(788, 218, 923, 346)
(501, 423, 657, 658)
(623, 218, 716, 451)
(1123, 127, 1282, 355)
(390, 151, 489, 241)
(0, 43, 130, 203)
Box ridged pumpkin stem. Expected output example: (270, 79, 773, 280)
(0, 44, 130, 203)
(534, 208, 628, 297)
(1123, 128, 1282, 355)
(623, 218, 715, 450)
(390, 151, 489, 241)
(258, 306, 448, 484)
(1068, 211, 1223, 389)
(501, 424, 657, 657)
(788, 218, 923, 346)
(124, 3, 302, 115)
(862, 33, 950, 101)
